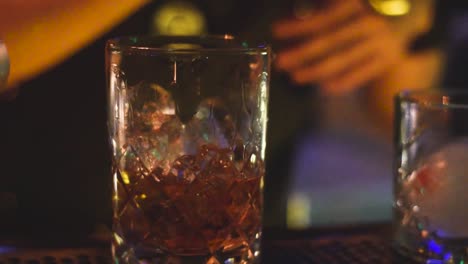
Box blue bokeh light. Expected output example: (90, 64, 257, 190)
(428, 239, 443, 255)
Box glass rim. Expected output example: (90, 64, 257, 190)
(397, 89, 468, 109)
(106, 34, 271, 54)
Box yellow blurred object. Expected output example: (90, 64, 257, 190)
(151, 0, 206, 36)
(3, 0, 148, 91)
(121, 171, 131, 185)
(369, 0, 411, 17)
(287, 192, 312, 229)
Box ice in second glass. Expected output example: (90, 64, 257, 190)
(106, 36, 270, 264)
(395, 91, 468, 262)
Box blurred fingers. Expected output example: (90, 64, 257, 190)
(272, 0, 365, 39)
(275, 15, 384, 70)
(290, 35, 379, 84)
(322, 56, 386, 95)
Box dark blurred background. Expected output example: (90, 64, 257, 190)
(1, 0, 468, 241)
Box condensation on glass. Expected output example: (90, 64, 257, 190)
(106, 36, 270, 264)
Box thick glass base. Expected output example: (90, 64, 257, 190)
(112, 236, 261, 264)
(113, 250, 259, 264)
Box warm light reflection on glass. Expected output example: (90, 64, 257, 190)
(113, 170, 119, 201)
(250, 153, 257, 164)
(114, 233, 124, 245)
(259, 72, 269, 159)
(369, 0, 411, 16)
(121, 170, 130, 185)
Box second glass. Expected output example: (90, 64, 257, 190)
(106, 36, 270, 264)
(395, 90, 468, 262)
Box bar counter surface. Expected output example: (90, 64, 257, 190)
(0, 222, 420, 264)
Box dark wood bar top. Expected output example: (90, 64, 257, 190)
(0, 222, 421, 264)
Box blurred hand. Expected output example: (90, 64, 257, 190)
(0, 0, 148, 92)
(273, 0, 407, 95)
